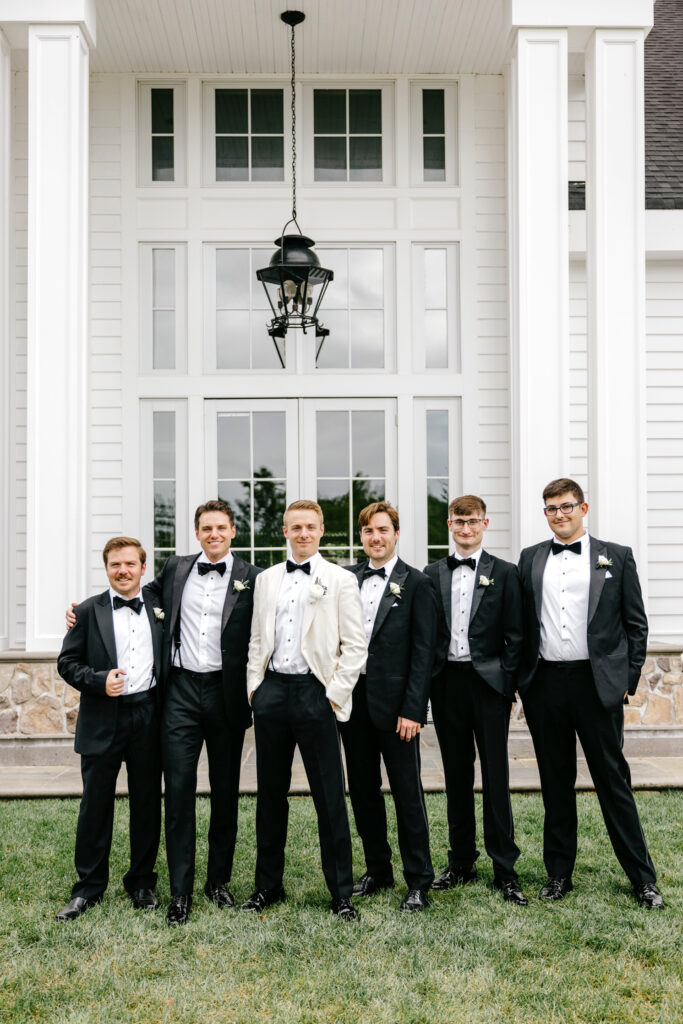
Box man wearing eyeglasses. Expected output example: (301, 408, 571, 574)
(517, 477, 662, 909)
(424, 495, 526, 905)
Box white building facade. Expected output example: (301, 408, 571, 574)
(1, 0, 681, 679)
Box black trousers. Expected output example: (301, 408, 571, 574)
(162, 668, 245, 897)
(252, 671, 353, 900)
(73, 693, 161, 899)
(339, 677, 434, 890)
(431, 662, 519, 881)
(522, 659, 657, 886)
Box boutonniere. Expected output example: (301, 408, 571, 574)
(478, 575, 494, 587)
(309, 577, 328, 601)
(389, 582, 404, 600)
(233, 579, 250, 592)
(153, 607, 165, 621)
(596, 555, 613, 569)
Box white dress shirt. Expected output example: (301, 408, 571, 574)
(271, 553, 321, 674)
(358, 554, 398, 671)
(109, 588, 155, 694)
(539, 533, 591, 661)
(176, 552, 233, 673)
(448, 547, 483, 662)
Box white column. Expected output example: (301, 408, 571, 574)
(0, 27, 10, 649)
(26, 24, 89, 650)
(507, 29, 569, 551)
(585, 29, 647, 570)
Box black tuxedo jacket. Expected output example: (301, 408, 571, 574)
(517, 536, 648, 709)
(145, 553, 260, 730)
(57, 590, 164, 757)
(346, 558, 436, 730)
(424, 551, 523, 698)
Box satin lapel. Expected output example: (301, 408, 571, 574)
(265, 562, 286, 649)
(531, 542, 551, 625)
(170, 555, 197, 636)
(371, 561, 409, 641)
(94, 593, 118, 667)
(222, 555, 249, 633)
(588, 538, 608, 625)
(143, 594, 163, 678)
(438, 560, 452, 626)
(350, 563, 365, 589)
(469, 551, 494, 624)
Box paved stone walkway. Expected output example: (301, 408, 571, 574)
(1, 726, 682, 797)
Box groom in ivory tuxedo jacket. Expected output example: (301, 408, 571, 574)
(244, 499, 367, 920)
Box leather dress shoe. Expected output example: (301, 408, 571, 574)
(352, 871, 395, 897)
(635, 882, 664, 909)
(240, 886, 286, 912)
(399, 888, 430, 912)
(330, 896, 359, 920)
(430, 865, 477, 890)
(539, 877, 573, 901)
(130, 888, 159, 910)
(166, 894, 192, 926)
(55, 895, 101, 922)
(494, 879, 528, 906)
(204, 882, 235, 908)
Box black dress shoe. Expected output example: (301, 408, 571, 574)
(634, 882, 664, 909)
(166, 894, 192, 926)
(399, 888, 430, 912)
(240, 886, 286, 912)
(204, 882, 235, 908)
(330, 896, 359, 920)
(130, 888, 159, 910)
(539, 877, 573, 901)
(494, 879, 528, 906)
(55, 895, 102, 922)
(430, 865, 477, 890)
(352, 871, 395, 897)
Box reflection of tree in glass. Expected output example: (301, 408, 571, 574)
(154, 492, 175, 549)
(427, 479, 449, 547)
(320, 474, 384, 553)
(233, 467, 286, 551)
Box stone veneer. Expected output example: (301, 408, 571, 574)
(1, 653, 682, 739)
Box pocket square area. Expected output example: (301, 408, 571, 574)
(605, 571, 613, 579)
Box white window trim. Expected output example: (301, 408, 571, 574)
(139, 243, 187, 374)
(201, 81, 289, 186)
(412, 398, 462, 569)
(409, 81, 459, 186)
(140, 400, 189, 574)
(137, 81, 187, 187)
(411, 242, 460, 373)
(302, 82, 395, 186)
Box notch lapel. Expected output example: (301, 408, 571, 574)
(588, 537, 608, 625)
(222, 555, 250, 633)
(531, 541, 552, 625)
(265, 562, 286, 650)
(170, 555, 197, 637)
(94, 592, 118, 667)
(469, 551, 494, 624)
(371, 560, 408, 641)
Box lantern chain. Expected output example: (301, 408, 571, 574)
(290, 22, 298, 222)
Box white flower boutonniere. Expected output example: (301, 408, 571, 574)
(309, 577, 328, 602)
(596, 555, 613, 569)
(233, 579, 250, 592)
(389, 582, 404, 600)
(478, 575, 494, 588)
(153, 607, 165, 621)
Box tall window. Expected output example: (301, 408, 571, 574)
(151, 88, 174, 181)
(413, 400, 461, 566)
(139, 245, 187, 373)
(425, 410, 450, 563)
(412, 244, 460, 371)
(315, 247, 392, 370)
(138, 82, 186, 185)
(152, 411, 176, 574)
(204, 86, 285, 183)
(410, 82, 458, 185)
(311, 87, 390, 182)
(422, 90, 446, 181)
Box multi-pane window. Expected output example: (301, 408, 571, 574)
(138, 82, 186, 186)
(151, 88, 174, 181)
(426, 410, 450, 563)
(412, 244, 460, 371)
(313, 89, 383, 181)
(153, 411, 176, 574)
(410, 82, 458, 185)
(140, 245, 186, 372)
(422, 90, 446, 181)
(315, 248, 388, 370)
(151, 249, 175, 369)
(208, 87, 285, 182)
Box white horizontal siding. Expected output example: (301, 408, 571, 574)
(568, 75, 586, 182)
(569, 260, 588, 491)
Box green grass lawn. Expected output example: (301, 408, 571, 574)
(0, 791, 681, 1024)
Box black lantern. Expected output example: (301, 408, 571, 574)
(256, 11, 333, 368)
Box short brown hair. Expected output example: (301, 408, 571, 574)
(194, 499, 235, 531)
(358, 501, 400, 532)
(102, 537, 146, 566)
(448, 495, 487, 519)
(283, 499, 324, 525)
(542, 478, 585, 504)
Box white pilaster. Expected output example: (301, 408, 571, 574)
(0, 27, 9, 649)
(26, 24, 89, 650)
(585, 29, 647, 571)
(507, 29, 569, 551)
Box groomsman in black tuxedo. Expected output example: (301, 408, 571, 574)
(56, 537, 163, 921)
(518, 477, 662, 908)
(341, 502, 436, 912)
(424, 495, 527, 905)
(145, 499, 260, 925)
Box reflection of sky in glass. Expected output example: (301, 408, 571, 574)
(427, 410, 449, 477)
(352, 412, 384, 476)
(217, 414, 250, 478)
(217, 249, 249, 309)
(153, 310, 175, 370)
(316, 310, 348, 368)
(153, 411, 175, 478)
(153, 249, 175, 308)
(216, 310, 250, 369)
(425, 309, 448, 369)
(317, 411, 349, 477)
(252, 329, 282, 370)
(319, 250, 348, 308)
(349, 249, 383, 308)
(350, 310, 383, 368)
(253, 412, 286, 478)
(424, 248, 447, 308)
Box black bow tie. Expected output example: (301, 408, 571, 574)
(551, 541, 582, 555)
(286, 559, 311, 574)
(447, 555, 476, 572)
(198, 561, 226, 576)
(113, 596, 142, 614)
(363, 566, 386, 580)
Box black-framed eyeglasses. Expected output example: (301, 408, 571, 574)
(448, 518, 484, 530)
(543, 502, 581, 517)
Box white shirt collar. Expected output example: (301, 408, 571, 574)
(109, 587, 143, 606)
